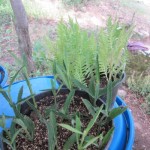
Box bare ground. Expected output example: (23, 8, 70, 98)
(120, 86, 150, 150)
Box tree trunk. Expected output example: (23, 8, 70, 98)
(10, 0, 34, 73)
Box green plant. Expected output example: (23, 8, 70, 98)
(0, 67, 36, 149)
(0, 115, 34, 150)
(97, 18, 133, 81)
(59, 107, 107, 150)
(50, 18, 96, 85)
(62, 0, 84, 6)
(127, 73, 150, 97)
(126, 53, 150, 78)
(0, 64, 127, 149)
(144, 94, 150, 114)
(44, 82, 76, 120)
(0, 0, 12, 25)
(127, 73, 150, 113)
(32, 39, 52, 76)
(48, 18, 132, 89)
(28, 78, 126, 149)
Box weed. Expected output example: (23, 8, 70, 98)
(126, 53, 150, 78)
(62, 0, 84, 6)
(32, 39, 53, 76)
(127, 73, 150, 113)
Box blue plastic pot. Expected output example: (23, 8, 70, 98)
(0, 66, 8, 87)
(0, 76, 134, 150)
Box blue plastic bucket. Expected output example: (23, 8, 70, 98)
(0, 66, 8, 87)
(0, 76, 134, 149)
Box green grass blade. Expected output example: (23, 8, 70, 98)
(16, 94, 35, 105)
(1, 137, 14, 150)
(101, 127, 114, 148)
(26, 101, 46, 124)
(63, 90, 75, 114)
(11, 128, 22, 144)
(59, 124, 82, 134)
(13, 119, 27, 131)
(0, 88, 12, 104)
(50, 111, 57, 136)
(55, 63, 72, 90)
(106, 81, 113, 112)
(73, 79, 94, 97)
(22, 72, 37, 108)
(63, 133, 76, 150)
(0, 115, 6, 128)
(109, 107, 127, 119)
(47, 121, 56, 150)
(76, 115, 82, 145)
(8, 66, 24, 95)
(84, 105, 103, 136)
(17, 86, 23, 103)
(83, 135, 102, 149)
(82, 99, 95, 117)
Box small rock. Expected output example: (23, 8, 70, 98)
(117, 89, 127, 98)
(138, 30, 150, 39)
(134, 122, 142, 130)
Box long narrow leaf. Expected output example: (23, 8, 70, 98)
(84, 105, 103, 136)
(83, 134, 102, 149)
(2, 137, 14, 150)
(73, 79, 94, 97)
(101, 127, 114, 148)
(0, 89, 11, 104)
(76, 115, 82, 145)
(63, 133, 76, 150)
(17, 86, 24, 103)
(59, 124, 82, 135)
(109, 107, 127, 119)
(8, 66, 24, 95)
(82, 99, 95, 117)
(47, 121, 56, 150)
(11, 128, 22, 144)
(63, 90, 75, 114)
(106, 81, 113, 112)
(50, 111, 57, 136)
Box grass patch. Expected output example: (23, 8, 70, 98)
(32, 38, 53, 76)
(126, 52, 150, 113)
(62, 0, 87, 6)
(120, 0, 150, 16)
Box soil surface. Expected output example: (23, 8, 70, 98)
(8, 93, 111, 150)
(118, 86, 150, 150)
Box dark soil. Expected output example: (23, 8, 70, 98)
(6, 93, 111, 150)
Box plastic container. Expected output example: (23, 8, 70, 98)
(0, 76, 134, 149)
(99, 73, 126, 107)
(0, 66, 8, 87)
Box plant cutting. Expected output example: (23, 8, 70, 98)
(46, 18, 133, 106)
(0, 66, 127, 150)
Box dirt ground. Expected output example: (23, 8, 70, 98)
(0, 0, 150, 149)
(119, 86, 150, 150)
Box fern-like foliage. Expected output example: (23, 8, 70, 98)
(49, 18, 95, 85)
(97, 18, 133, 81)
(47, 18, 133, 86)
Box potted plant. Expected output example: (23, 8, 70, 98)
(0, 66, 133, 150)
(46, 18, 133, 106)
